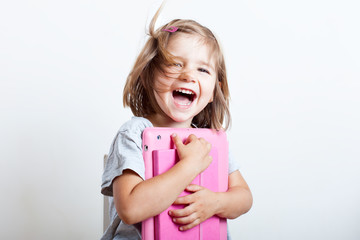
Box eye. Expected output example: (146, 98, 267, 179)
(198, 68, 210, 74)
(173, 63, 182, 67)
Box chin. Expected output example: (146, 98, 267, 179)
(169, 115, 192, 125)
(172, 117, 189, 123)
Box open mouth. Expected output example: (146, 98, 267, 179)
(172, 88, 196, 106)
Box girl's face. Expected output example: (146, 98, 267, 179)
(151, 33, 217, 128)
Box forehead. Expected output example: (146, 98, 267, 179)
(166, 33, 216, 66)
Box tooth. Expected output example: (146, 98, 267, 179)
(177, 89, 193, 95)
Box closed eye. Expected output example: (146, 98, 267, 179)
(198, 68, 210, 74)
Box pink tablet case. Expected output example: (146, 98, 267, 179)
(141, 127, 229, 240)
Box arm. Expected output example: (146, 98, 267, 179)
(112, 134, 213, 225)
(169, 170, 253, 231)
(215, 170, 253, 219)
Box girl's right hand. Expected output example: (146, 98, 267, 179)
(171, 133, 212, 173)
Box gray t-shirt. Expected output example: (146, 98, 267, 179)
(101, 116, 239, 240)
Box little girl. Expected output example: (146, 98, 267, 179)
(101, 6, 253, 240)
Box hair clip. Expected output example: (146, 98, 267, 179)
(162, 26, 178, 33)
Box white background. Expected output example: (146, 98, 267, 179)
(1, 0, 359, 239)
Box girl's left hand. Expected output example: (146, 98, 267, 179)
(168, 184, 219, 231)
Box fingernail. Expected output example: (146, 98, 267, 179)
(173, 218, 176, 223)
(172, 133, 177, 137)
(168, 210, 172, 215)
(179, 226, 183, 231)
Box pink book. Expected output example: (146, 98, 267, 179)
(141, 127, 229, 240)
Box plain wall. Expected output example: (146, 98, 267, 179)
(1, 0, 359, 239)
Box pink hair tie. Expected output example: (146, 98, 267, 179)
(162, 26, 178, 33)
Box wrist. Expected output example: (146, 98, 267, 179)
(213, 192, 226, 217)
(179, 157, 204, 176)
(176, 157, 202, 181)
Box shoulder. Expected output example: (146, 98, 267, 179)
(116, 116, 153, 144)
(118, 116, 153, 135)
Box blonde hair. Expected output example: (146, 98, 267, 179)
(123, 5, 231, 130)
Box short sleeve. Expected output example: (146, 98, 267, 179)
(228, 148, 240, 174)
(101, 117, 153, 196)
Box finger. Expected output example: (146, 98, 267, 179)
(207, 155, 213, 163)
(173, 194, 194, 205)
(171, 133, 184, 149)
(178, 218, 202, 231)
(184, 134, 197, 145)
(186, 184, 203, 192)
(198, 138, 212, 153)
(169, 204, 194, 217)
(172, 212, 199, 226)
(206, 142, 212, 151)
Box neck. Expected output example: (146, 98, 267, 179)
(147, 114, 193, 128)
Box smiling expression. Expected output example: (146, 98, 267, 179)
(151, 33, 217, 128)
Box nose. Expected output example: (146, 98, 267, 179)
(179, 70, 196, 83)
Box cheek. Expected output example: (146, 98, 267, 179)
(154, 74, 173, 94)
(209, 91, 214, 102)
(153, 79, 171, 104)
(202, 80, 217, 103)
